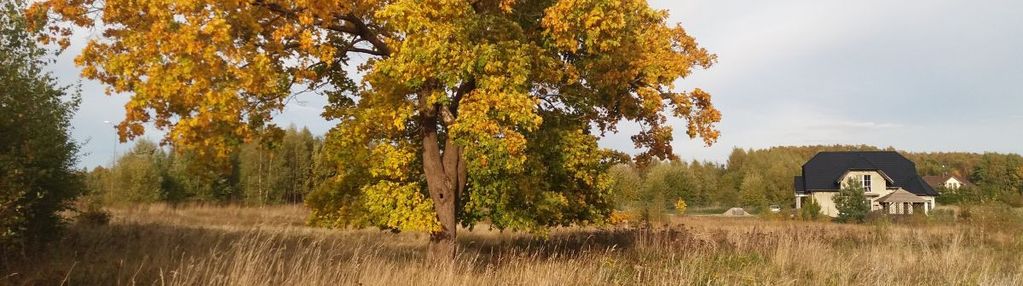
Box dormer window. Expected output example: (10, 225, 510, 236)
(863, 175, 872, 192)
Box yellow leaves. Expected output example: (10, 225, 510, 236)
(299, 30, 315, 51)
(362, 181, 441, 232)
(675, 88, 720, 146)
(236, 53, 279, 94)
(28, 0, 354, 166)
(452, 82, 540, 173)
(367, 143, 416, 180)
(377, 0, 472, 32)
(553, 128, 608, 187)
(675, 199, 687, 215)
(637, 86, 664, 115)
(542, 0, 635, 53)
(201, 16, 231, 45)
(298, 13, 315, 26)
(271, 23, 294, 43)
(33, 0, 719, 234)
(541, 0, 719, 162)
(498, 0, 517, 13)
(317, 45, 337, 64)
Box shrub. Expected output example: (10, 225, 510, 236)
(928, 208, 957, 224)
(73, 189, 111, 226)
(608, 210, 637, 226)
(960, 204, 1023, 233)
(865, 210, 893, 225)
(800, 197, 822, 220)
(76, 205, 111, 226)
(674, 199, 687, 215)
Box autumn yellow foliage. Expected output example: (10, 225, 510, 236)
(28, 0, 721, 254)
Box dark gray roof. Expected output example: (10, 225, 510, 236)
(793, 151, 938, 196)
(793, 176, 805, 194)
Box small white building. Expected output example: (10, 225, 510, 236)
(794, 151, 939, 217)
(923, 175, 973, 190)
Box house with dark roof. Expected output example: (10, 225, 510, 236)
(922, 175, 973, 190)
(794, 151, 938, 217)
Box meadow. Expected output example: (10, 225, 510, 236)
(3, 204, 1022, 285)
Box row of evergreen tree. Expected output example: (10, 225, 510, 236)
(86, 126, 322, 205)
(607, 145, 1023, 215)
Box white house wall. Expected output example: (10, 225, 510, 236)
(840, 171, 899, 211)
(839, 171, 889, 193)
(944, 177, 962, 189)
(811, 192, 839, 217)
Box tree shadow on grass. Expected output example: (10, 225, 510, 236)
(2, 222, 427, 285)
(455, 225, 711, 270)
(4, 222, 735, 284)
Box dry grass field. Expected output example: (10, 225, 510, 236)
(3, 204, 1022, 285)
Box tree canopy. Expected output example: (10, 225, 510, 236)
(29, 0, 721, 257)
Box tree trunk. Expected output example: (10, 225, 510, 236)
(427, 189, 456, 259)
(421, 110, 466, 260)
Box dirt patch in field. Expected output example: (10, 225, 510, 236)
(721, 207, 751, 216)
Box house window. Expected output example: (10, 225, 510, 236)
(862, 175, 872, 192)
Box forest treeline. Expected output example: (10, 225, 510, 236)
(88, 138, 1023, 211)
(612, 145, 1023, 216)
(86, 126, 323, 206)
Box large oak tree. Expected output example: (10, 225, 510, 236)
(29, 0, 720, 258)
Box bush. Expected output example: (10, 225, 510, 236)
(960, 204, 1023, 233)
(76, 205, 111, 226)
(1, 0, 84, 254)
(927, 208, 957, 224)
(865, 211, 894, 232)
(608, 210, 638, 226)
(674, 199, 687, 215)
(800, 197, 822, 220)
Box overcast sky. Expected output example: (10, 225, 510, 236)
(46, 0, 1023, 169)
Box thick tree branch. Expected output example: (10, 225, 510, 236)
(340, 14, 391, 56)
(252, 1, 353, 32)
(347, 47, 387, 56)
(449, 79, 476, 119)
(252, 0, 389, 56)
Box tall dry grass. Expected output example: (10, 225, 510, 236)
(2, 204, 1021, 285)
